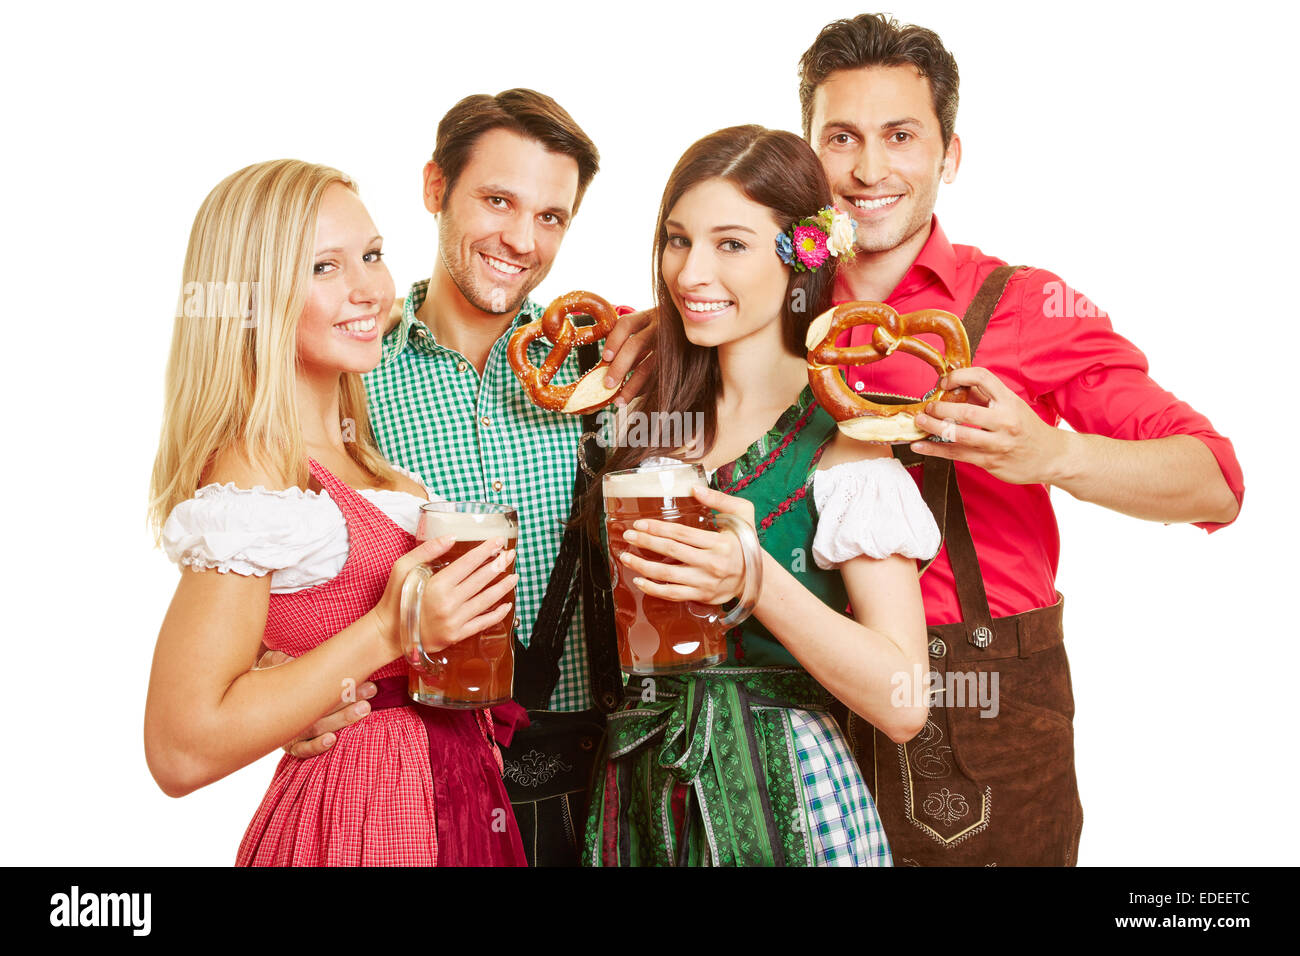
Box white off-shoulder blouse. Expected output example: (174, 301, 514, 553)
(809, 456, 940, 570)
(161, 467, 440, 594)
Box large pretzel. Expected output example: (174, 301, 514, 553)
(805, 301, 972, 443)
(508, 290, 629, 415)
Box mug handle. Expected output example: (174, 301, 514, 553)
(714, 513, 763, 628)
(400, 564, 442, 676)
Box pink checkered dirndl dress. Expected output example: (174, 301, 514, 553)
(235, 458, 526, 866)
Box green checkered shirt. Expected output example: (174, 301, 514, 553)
(364, 279, 590, 711)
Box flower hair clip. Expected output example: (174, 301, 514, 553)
(775, 205, 857, 272)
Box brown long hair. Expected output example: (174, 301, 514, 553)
(581, 125, 835, 535)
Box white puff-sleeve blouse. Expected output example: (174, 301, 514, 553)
(161, 467, 440, 594)
(811, 457, 941, 570)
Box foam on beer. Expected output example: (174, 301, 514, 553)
(420, 510, 516, 541)
(603, 463, 704, 499)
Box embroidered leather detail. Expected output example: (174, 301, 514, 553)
(909, 718, 953, 779)
(922, 787, 969, 825)
(898, 733, 993, 848)
(502, 749, 574, 788)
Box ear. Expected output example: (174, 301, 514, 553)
(422, 160, 447, 215)
(941, 133, 962, 184)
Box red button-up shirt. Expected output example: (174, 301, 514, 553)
(834, 218, 1245, 625)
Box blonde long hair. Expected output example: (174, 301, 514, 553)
(149, 159, 402, 540)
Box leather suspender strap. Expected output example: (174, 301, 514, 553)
(893, 264, 1024, 649)
(513, 341, 621, 712)
(578, 450, 621, 712)
(962, 264, 1021, 352)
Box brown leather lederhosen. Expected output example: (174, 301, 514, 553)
(839, 265, 1085, 866)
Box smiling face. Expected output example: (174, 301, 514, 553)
(296, 183, 394, 376)
(809, 65, 959, 256)
(426, 127, 579, 316)
(660, 178, 789, 351)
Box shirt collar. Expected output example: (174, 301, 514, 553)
(902, 216, 957, 299)
(391, 278, 540, 356)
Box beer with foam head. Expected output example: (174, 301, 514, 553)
(402, 503, 517, 708)
(603, 463, 729, 675)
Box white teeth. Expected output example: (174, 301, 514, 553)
(337, 317, 376, 333)
(853, 195, 901, 210)
(683, 300, 732, 313)
(483, 255, 523, 275)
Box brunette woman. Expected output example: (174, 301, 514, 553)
(582, 127, 938, 866)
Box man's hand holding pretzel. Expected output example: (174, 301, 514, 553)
(910, 367, 1069, 486)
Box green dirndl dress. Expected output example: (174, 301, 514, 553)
(582, 387, 892, 866)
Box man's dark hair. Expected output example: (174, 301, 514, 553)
(432, 88, 600, 214)
(798, 13, 960, 148)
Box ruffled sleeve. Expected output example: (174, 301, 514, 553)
(812, 457, 941, 569)
(161, 483, 342, 581)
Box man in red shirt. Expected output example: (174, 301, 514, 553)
(799, 14, 1243, 865)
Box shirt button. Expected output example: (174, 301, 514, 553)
(457, 361, 467, 372)
(493, 480, 503, 492)
(481, 416, 491, 428)
(853, 380, 865, 391)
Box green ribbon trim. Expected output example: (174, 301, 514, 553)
(585, 667, 828, 867)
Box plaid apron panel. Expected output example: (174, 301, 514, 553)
(789, 708, 892, 867)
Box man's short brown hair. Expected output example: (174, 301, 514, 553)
(798, 13, 960, 148)
(432, 88, 600, 214)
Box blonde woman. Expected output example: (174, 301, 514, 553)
(145, 160, 526, 865)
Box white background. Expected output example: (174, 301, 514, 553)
(1, 0, 1293, 866)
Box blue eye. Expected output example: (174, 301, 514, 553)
(364, 250, 385, 263)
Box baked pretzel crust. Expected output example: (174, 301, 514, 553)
(805, 301, 972, 443)
(508, 290, 622, 415)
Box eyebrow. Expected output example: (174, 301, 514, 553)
(314, 235, 383, 255)
(478, 184, 572, 221)
(665, 219, 757, 235)
(821, 117, 925, 135)
(477, 184, 518, 202)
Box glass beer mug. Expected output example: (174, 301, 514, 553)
(603, 462, 762, 675)
(399, 502, 518, 708)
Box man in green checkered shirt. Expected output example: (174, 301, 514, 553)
(360, 90, 649, 865)
(282, 89, 650, 863)
(362, 91, 652, 714)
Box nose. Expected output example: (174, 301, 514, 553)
(676, 242, 713, 290)
(348, 258, 390, 308)
(499, 213, 536, 257)
(852, 138, 889, 186)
